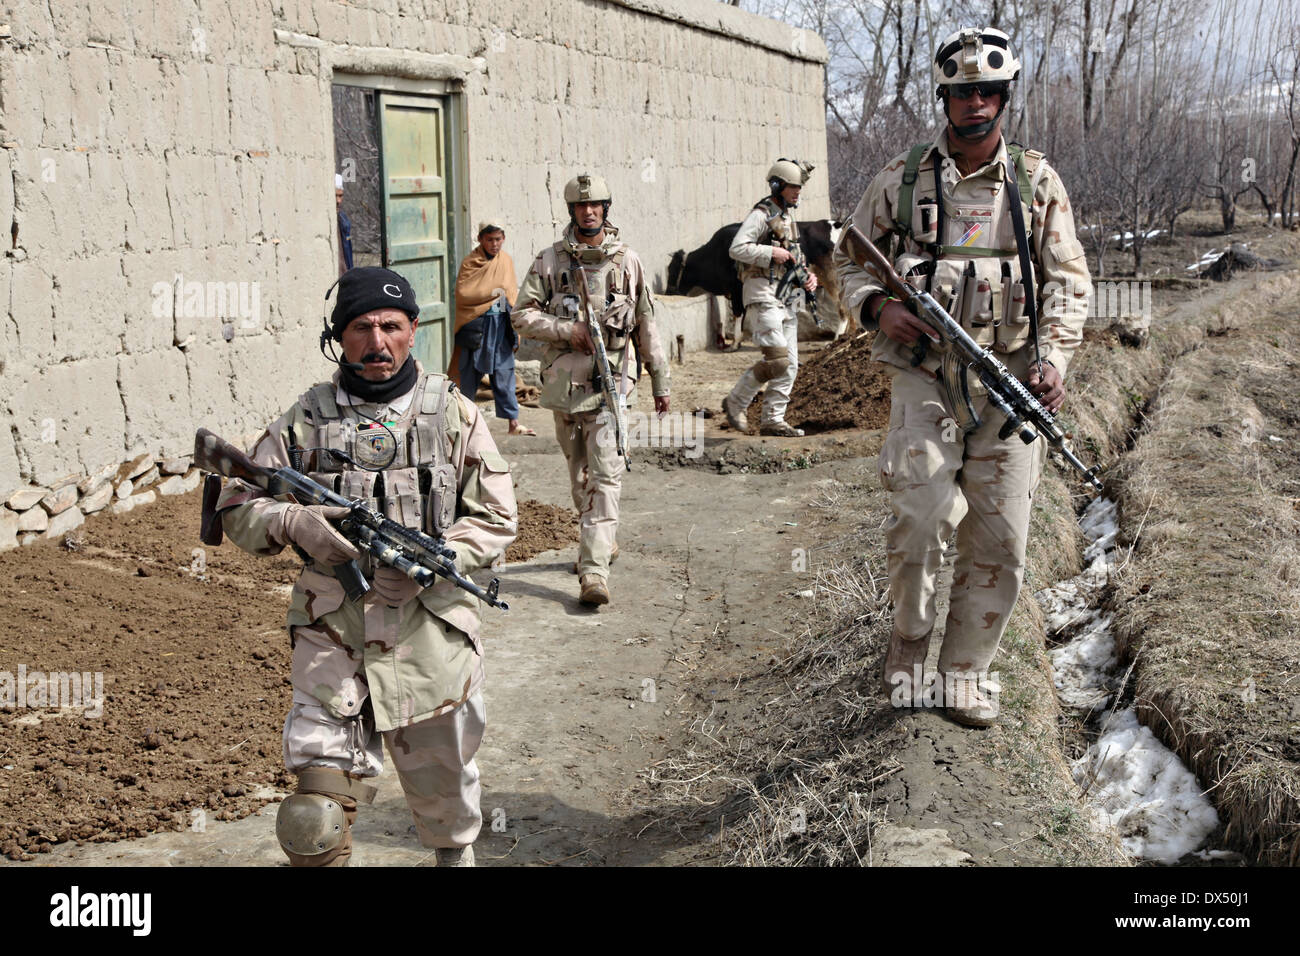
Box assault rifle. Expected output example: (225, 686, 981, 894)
(841, 225, 1102, 492)
(577, 273, 631, 470)
(193, 428, 509, 610)
(773, 255, 820, 329)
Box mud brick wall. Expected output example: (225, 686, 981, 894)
(0, 0, 828, 531)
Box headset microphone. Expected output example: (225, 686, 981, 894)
(318, 276, 368, 371)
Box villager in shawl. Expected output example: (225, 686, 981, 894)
(451, 221, 534, 436)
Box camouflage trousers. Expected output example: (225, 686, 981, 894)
(879, 366, 1046, 674)
(284, 678, 486, 850)
(728, 299, 799, 425)
(554, 408, 624, 579)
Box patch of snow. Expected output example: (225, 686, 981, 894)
(1107, 229, 1165, 248)
(1192, 848, 1240, 861)
(1073, 708, 1220, 863)
(1049, 613, 1119, 710)
(1034, 498, 1120, 633)
(1079, 496, 1119, 543)
(1186, 247, 1225, 272)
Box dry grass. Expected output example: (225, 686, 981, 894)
(638, 466, 1128, 866)
(639, 511, 903, 866)
(1108, 272, 1300, 864)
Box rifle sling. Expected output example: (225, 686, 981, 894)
(1004, 156, 1041, 371)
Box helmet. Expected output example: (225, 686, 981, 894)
(933, 27, 1021, 87)
(767, 159, 813, 190)
(563, 172, 612, 237)
(933, 27, 1021, 140)
(563, 173, 612, 204)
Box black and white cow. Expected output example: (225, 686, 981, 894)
(666, 219, 844, 347)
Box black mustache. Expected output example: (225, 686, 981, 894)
(360, 352, 393, 364)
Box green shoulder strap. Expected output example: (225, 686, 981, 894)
(1008, 145, 1038, 221)
(893, 143, 930, 237)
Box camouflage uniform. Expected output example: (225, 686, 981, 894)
(215, 365, 516, 863)
(512, 224, 670, 581)
(834, 131, 1091, 677)
(727, 199, 803, 426)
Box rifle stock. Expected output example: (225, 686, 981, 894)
(194, 428, 274, 488)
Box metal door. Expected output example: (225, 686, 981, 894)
(378, 92, 454, 372)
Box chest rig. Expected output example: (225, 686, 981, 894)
(890, 142, 1045, 356)
(737, 197, 801, 283)
(297, 372, 457, 540)
(543, 240, 636, 351)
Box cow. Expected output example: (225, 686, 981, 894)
(666, 219, 846, 348)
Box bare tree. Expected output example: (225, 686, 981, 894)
(733, 0, 1289, 245)
(1264, 25, 1300, 228)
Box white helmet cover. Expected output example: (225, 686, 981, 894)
(933, 27, 1021, 87)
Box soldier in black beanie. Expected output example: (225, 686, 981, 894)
(214, 263, 516, 868)
(329, 266, 421, 400)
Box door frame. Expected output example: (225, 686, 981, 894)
(331, 73, 470, 370)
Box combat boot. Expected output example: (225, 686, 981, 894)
(579, 574, 610, 606)
(572, 543, 619, 575)
(759, 421, 805, 437)
(435, 845, 475, 867)
(723, 395, 749, 433)
(881, 627, 932, 703)
(945, 674, 1000, 728)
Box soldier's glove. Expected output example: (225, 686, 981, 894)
(269, 504, 360, 566)
(371, 565, 422, 605)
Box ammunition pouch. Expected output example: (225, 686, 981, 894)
(297, 372, 455, 545)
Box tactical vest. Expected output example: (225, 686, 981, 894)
(296, 372, 457, 541)
(540, 240, 636, 350)
(736, 197, 802, 282)
(889, 142, 1046, 356)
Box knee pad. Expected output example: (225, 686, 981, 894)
(753, 346, 792, 383)
(276, 792, 350, 865)
(277, 767, 376, 867)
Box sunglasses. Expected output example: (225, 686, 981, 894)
(948, 82, 1008, 100)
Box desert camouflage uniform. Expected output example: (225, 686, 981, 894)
(727, 198, 803, 426)
(833, 131, 1091, 676)
(512, 224, 670, 580)
(215, 364, 516, 860)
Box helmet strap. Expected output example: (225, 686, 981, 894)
(569, 201, 611, 236)
(942, 91, 1008, 141)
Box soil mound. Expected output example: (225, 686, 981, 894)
(506, 500, 578, 562)
(744, 332, 893, 433)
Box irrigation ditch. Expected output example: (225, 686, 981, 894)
(1034, 267, 1300, 866)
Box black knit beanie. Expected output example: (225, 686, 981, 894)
(330, 267, 419, 341)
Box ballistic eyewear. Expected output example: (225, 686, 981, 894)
(947, 82, 1008, 100)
